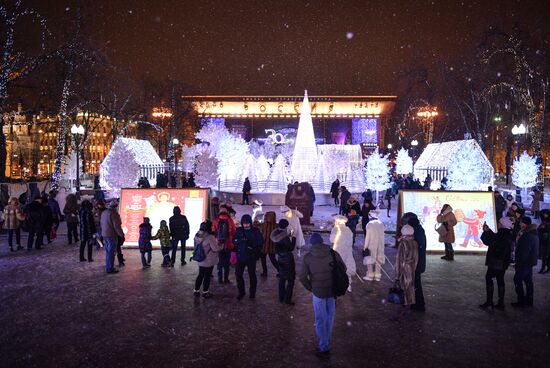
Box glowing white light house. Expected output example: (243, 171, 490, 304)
(290, 90, 318, 183)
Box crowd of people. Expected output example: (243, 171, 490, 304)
(2, 181, 549, 361)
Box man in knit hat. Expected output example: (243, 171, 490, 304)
(299, 233, 345, 360)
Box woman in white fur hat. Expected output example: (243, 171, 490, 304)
(363, 210, 385, 281)
(395, 224, 419, 305)
(330, 215, 356, 292)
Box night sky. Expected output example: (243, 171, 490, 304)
(29, 0, 548, 95)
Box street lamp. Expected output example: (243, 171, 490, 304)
(172, 138, 180, 173)
(411, 139, 419, 160)
(417, 106, 439, 144)
(511, 123, 527, 203)
(71, 123, 85, 196)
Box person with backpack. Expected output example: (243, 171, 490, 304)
(169, 206, 190, 266)
(153, 220, 171, 267)
(79, 200, 97, 262)
(138, 217, 154, 268)
(193, 220, 223, 298)
(213, 206, 236, 283)
(299, 233, 346, 360)
(233, 214, 264, 300)
(270, 219, 296, 304)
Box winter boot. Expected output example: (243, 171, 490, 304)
(441, 250, 449, 260)
(447, 249, 454, 261)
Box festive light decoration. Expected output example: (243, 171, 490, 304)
(100, 138, 164, 197)
(62, 152, 82, 181)
(290, 90, 318, 182)
(395, 148, 413, 175)
(100, 140, 141, 198)
(446, 145, 484, 190)
(414, 140, 494, 188)
(364, 147, 390, 203)
(512, 151, 540, 189)
(195, 121, 230, 155)
(216, 133, 249, 182)
(194, 148, 219, 187)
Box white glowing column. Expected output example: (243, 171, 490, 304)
(290, 90, 318, 183)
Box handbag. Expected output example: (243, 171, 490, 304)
(388, 281, 405, 305)
(362, 248, 371, 257)
(435, 222, 448, 237)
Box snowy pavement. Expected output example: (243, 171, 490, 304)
(1, 222, 549, 368)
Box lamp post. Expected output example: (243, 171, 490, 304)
(411, 139, 419, 160)
(71, 123, 85, 197)
(172, 138, 179, 173)
(511, 123, 526, 203)
(417, 107, 439, 145)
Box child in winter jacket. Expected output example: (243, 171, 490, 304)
(138, 217, 153, 268)
(153, 220, 171, 267)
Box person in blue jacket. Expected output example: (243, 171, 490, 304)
(233, 214, 264, 300)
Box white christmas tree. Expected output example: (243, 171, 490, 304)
(395, 148, 413, 175)
(255, 154, 271, 184)
(180, 144, 197, 173)
(269, 154, 291, 191)
(512, 151, 540, 199)
(248, 140, 262, 158)
(195, 121, 230, 153)
(194, 148, 219, 187)
(102, 140, 140, 198)
(216, 133, 249, 189)
(62, 152, 83, 181)
(364, 148, 390, 204)
(290, 90, 318, 183)
(447, 144, 484, 190)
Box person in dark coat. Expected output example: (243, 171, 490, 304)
(406, 214, 426, 311)
(512, 216, 539, 307)
(63, 193, 80, 244)
(494, 191, 507, 222)
(339, 186, 351, 216)
(330, 179, 340, 207)
(25, 196, 45, 250)
(47, 191, 62, 234)
(138, 217, 153, 267)
(361, 199, 376, 237)
(270, 219, 296, 305)
(299, 233, 346, 359)
(233, 214, 264, 300)
(344, 195, 361, 246)
(538, 209, 550, 274)
(361, 189, 373, 203)
(309, 184, 316, 216)
(79, 200, 97, 262)
(41, 194, 54, 244)
(242, 177, 252, 205)
(169, 206, 190, 266)
(480, 217, 513, 309)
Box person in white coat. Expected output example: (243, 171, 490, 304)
(283, 207, 305, 252)
(363, 210, 385, 281)
(330, 215, 356, 292)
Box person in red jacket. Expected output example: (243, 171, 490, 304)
(212, 205, 236, 283)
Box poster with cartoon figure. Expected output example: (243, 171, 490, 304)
(119, 188, 209, 247)
(399, 190, 496, 252)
